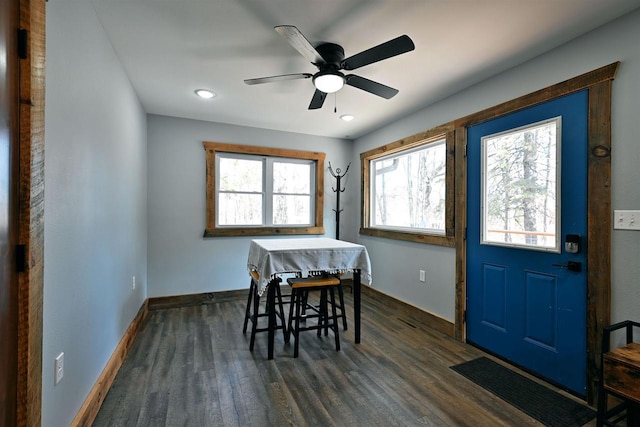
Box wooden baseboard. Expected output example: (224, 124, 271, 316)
(71, 300, 149, 427)
(148, 292, 215, 310)
(355, 281, 455, 338)
(148, 289, 248, 310)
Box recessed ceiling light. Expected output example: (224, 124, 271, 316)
(195, 89, 216, 99)
(340, 114, 354, 122)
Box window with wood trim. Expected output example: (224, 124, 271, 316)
(203, 142, 325, 237)
(360, 127, 455, 246)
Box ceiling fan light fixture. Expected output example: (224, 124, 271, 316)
(313, 71, 344, 93)
(195, 89, 216, 99)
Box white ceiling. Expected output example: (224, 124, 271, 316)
(91, 0, 640, 140)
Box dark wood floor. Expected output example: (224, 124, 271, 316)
(92, 289, 596, 426)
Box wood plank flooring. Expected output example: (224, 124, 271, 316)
(92, 289, 596, 426)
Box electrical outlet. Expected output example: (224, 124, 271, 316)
(614, 210, 640, 230)
(419, 270, 426, 282)
(132, 276, 136, 290)
(55, 352, 64, 385)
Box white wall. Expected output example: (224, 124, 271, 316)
(44, 2, 147, 426)
(352, 9, 640, 323)
(146, 115, 353, 297)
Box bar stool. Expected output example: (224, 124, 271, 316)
(286, 275, 341, 358)
(308, 271, 348, 331)
(597, 320, 640, 426)
(242, 271, 288, 359)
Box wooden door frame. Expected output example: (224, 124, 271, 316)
(453, 63, 619, 404)
(1, 0, 20, 424)
(16, 0, 45, 424)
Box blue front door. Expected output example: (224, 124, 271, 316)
(466, 90, 588, 396)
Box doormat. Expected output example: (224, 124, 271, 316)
(450, 357, 595, 427)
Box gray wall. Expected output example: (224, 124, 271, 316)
(43, 2, 148, 426)
(146, 115, 353, 297)
(43, 3, 640, 425)
(352, 9, 640, 324)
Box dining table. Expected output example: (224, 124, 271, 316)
(247, 237, 372, 359)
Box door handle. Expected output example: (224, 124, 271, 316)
(552, 261, 582, 272)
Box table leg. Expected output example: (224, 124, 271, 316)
(354, 270, 361, 344)
(267, 281, 276, 360)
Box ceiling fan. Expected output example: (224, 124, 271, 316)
(244, 25, 415, 110)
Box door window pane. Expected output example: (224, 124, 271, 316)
(482, 118, 561, 251)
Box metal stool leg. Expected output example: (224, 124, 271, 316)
(330, 287, 340, 352)
(243, 279, 255, 334)
(293, 289, 302, 358)
(338, 282, 347, 330)
(249, 284, 260, 351)
(318, 289, 328, 337)
(275, 283, 288, 343)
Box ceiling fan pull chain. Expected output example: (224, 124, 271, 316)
(334, 93, 337, 114)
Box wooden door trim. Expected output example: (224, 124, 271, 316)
(454, 62, 619, 404)
(17, 0, 45, 424)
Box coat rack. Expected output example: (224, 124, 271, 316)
(328, 161, 350, 240)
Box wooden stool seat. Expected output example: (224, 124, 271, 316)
(289, 276, 340, 288)
(286, 276, 341, 358)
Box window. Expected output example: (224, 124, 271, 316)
(204, 142, 325, 237)
(360, 127, 455, 246)
(371, 139, 446, 233)
(217, 154, 314, 226)
(481, 118, 561, 251)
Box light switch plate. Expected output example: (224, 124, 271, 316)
(613, 210, 640, 230)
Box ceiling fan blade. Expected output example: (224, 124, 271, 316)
(308, 89, 327, 110)
(244, 73, 312, 85)
(275, 25, 325, 65)
(341, 35, 415, 71)
(345, 75, 398, 99)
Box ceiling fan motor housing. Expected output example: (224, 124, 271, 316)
(315, 43, 345, 66)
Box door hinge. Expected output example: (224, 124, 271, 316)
(16, 244, 27, 272)
(18, 29, 28, 59)
(464, 144, 468, 158)
(464, 227, 467, 240)
(463, 309, 467, 322)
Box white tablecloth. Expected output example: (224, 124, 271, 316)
(247, 237, 372, 295)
